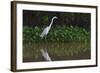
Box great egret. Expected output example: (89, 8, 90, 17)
(40, 16, 58, 61)
(40, 16, 58, 38)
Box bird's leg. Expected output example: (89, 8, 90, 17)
(44, 36, 47, 52)
(45, 35, 47, 42)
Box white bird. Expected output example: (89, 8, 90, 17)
(40, 16, 58, 38)
(40, 16, 58, 61)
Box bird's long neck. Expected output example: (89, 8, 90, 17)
(48, 18, 55, 29)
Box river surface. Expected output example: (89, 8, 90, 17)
(23, 41, 90, 62)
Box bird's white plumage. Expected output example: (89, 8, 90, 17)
(40, 16, 58, 38)
(40, 27, 50, 38)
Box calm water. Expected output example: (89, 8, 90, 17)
(23, 42, 90, 62)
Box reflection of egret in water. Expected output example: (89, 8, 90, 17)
(40, 48, 51, 61)
(23, 42, 90, 62)
(40, 16, 58, 61)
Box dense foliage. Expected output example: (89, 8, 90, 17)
(23, 25, 90, 43)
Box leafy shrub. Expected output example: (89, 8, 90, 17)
(23, 25, 90, 43)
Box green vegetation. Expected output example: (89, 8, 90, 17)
(23, 25, 90, 62)
(23, 25, 90, 43)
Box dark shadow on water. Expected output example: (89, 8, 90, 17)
(23, 41, 91, 62)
